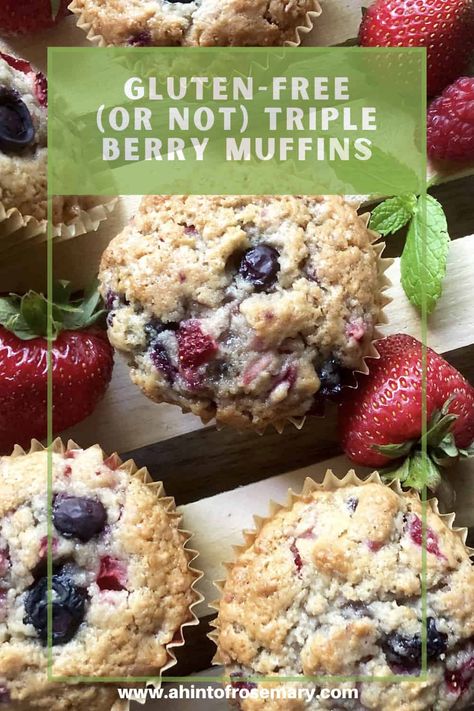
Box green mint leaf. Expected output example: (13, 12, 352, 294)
(400, 194, 450, 315)
(369, 194, 417, 236)
(50, 0, 61, 19)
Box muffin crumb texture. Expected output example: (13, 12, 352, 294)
(0, 445, 197, 709)
(216, 481, 474, 710)
(0, 52, 47, 221)
(72, 0, 319, 47)
(0, 51, 99, 226)
(100, 195, 384, 430)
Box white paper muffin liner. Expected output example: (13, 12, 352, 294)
(209, 468, 472, 668)
(0, 197, 117, 257)
(69, 0, 322, 48)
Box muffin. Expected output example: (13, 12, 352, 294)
(214, 474, 474, 710)
(99, 195, 386, 431)
(0, 51, 47, 222)
(0, 441, 200, 709)
(0, 51, 107, 232)
(70, 0, 320, 47)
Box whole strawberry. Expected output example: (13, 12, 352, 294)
(359, 0, 474, 97)
(339, 334, 474, 490)
(427, 77, 474, 161)
(0, 0, 69, 36)
(0, 282, 114, 455)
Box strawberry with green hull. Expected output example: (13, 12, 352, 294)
(0, 0, 69, 35)
(338, 334, 474, 490)
(0, 282, 113, 455)
(358, 0, 474, 98)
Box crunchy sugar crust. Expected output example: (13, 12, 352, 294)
(0, 445, 198, 709)
(99, 195, 385, 430)
(215, 481, 474, 711)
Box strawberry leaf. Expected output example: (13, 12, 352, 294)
(400, 194, 450, 315)
(62, 279, 105, 330)
(459, 445, 474, 458)
(403, 452, 441, 491)
(0, 297, 21, 328)
(382, 457, 411, 484)
(20, 292, 49, 338)
(50, 0, 61, 19)
(435, 433, 460, 458)
(53, 280, 73, 305)
(0, 280, 106, 341)
(425, 412, 459, 449)
(373, 440, 416, 459)
(370, 194, 417, 236)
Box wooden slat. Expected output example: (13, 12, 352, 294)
(180, 453, 474, 621)
(2, 234, 471, 455)
(122, 341, 474, 508)
(55, 233, 474, 453)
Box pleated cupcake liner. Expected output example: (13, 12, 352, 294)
(7, 437, 205, 708)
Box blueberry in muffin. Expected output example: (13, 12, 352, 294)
(0, 442, 200, 709)
(0, 51, 47, 222)
(0, 51, 105, 229)
(215, 475, 474, 710)
(99, 195, 386, 431)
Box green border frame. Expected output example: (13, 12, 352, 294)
(46, 48, 430, 686)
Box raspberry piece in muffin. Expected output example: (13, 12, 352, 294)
(215, 479, 474, 710)
(71, 0, 320, 48)
(99, 195, 385, 430)
(0, 444, 199, 709)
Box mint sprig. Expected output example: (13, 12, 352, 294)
(370, 193, 450, 314)
(370, 194, 417, 236)
(0, 280, 105, 341)
(401, 194, 449, 314)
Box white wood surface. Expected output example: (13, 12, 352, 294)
(180, 452, 474, 619)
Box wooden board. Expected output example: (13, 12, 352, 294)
(180, 452, 474, 619)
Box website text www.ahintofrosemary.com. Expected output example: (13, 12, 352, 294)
(117, 683, 359, 703)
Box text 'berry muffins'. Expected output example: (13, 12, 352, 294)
(0, 440, 201, 710)
(70, 0, 321, 48)
(214, 473, 474, 710)
(100, 195, 387, 431)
